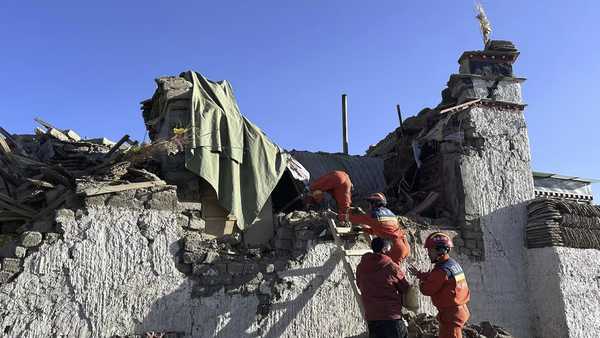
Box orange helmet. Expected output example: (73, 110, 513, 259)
(366, 192, 387, 206)
(424, 232, 453, 251)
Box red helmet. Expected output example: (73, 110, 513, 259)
(366, 192, 387, 206)
(424, 232, 453, 250)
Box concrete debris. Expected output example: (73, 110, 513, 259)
(404, 312, 514, 338)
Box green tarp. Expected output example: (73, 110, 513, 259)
(182, 71, 289, 229)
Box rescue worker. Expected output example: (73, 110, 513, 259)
(408, 232, 470, 338)
(348, 193, 411, 263)
(307, 170, 353, 221)
(356, 237, 410, 338)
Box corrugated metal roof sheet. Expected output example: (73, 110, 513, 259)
(289, 150, 386, 199)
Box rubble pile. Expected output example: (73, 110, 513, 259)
(272, 210, 332, 257)
(0, 118, 172, 283)
(404, 312, 514, 338)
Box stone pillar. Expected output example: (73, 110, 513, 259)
(440, 41, 535, 337)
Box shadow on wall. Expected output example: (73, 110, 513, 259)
(458, 201, 532, 338)
(135, 252, 355, 338)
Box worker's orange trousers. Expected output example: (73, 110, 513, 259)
(437, 304, 470, 338)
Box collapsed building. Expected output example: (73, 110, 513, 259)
(0, 38, 597, 338)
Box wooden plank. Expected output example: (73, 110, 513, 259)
(34, 117, 57, 131)
(0, 192, 36, 213)
(0, 127, 26, 155)
(344, 249, 372, 256)
(81, 180, 166, 197)
(439, 99, 481, 114)
(0, 137, 11, 155)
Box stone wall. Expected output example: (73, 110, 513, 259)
(443, 103, 534, 338)
(0, 188, 366, 338)
(367, 40, 536, 337)
(527, 246, 600, 338)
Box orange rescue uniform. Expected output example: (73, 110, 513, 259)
(309, 171, 352, 216)
(417, 255, 470, 338)
(349, 207, 410, 264)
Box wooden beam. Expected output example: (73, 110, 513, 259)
(34, 117, 57, 131)
(0, 192, 36, 214)
(0, 137, 11, 155)
(344, 249, 371, 256)
(81, 180, 166, 197)
(439, 99, 481, 114)
(104, 134, 130, 159)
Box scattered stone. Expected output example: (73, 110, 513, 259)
(404, 313, 514, 338)
(2, 258, 22, 273)
(183, 233, 203, 252)
(20, 231, 42, 248)
(265, 264, 275, 274)
(188, 216, 205, 231)
(14, 246, 26, 258)
(182, 251, 206, 265)
(0, 271, 16, 283)
(177, 214, 190, 229)
(44, 232, 61, 244)
(203, 251, 219, 264)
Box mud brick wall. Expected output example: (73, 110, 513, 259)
(0, 188, 366, 338)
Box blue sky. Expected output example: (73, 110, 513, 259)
(1, 1, 599, 200)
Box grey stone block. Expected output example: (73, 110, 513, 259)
(188, 216, 205, 231)
(182, 251, 206, 265)
(14, 246, 26, 258)
(177, 214, 190, 229)
(20, 231, 42, 248)
(183, 233, 203, 252)
(0, 271, 15, 283)
(265, 264, 275, 274)
(145, 189, 178, 210)
(105, 191, 144, 209)
(44, 233, 60, 244)
(2, 258, 21, 273)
